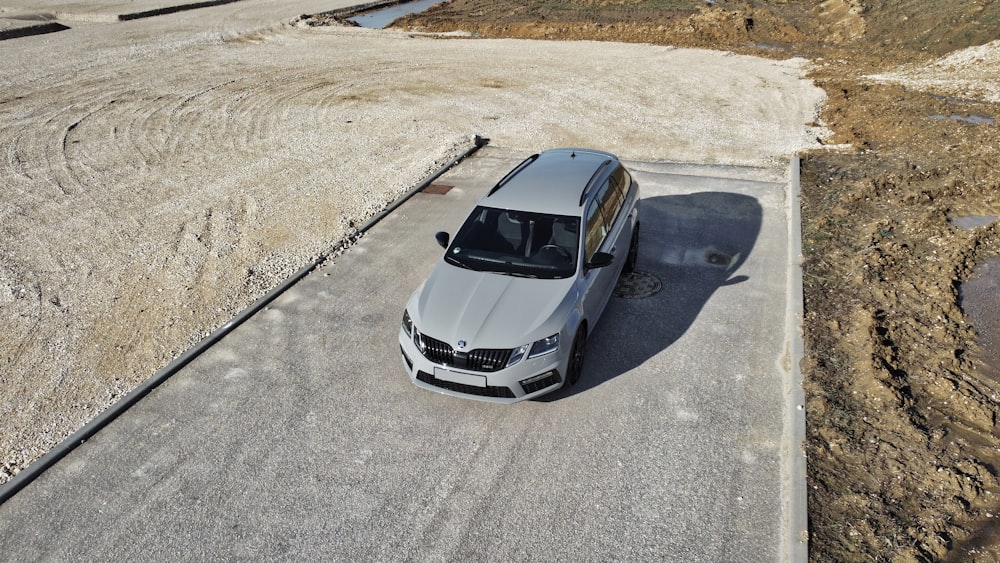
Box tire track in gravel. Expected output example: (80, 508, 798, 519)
(0, 39, 466, 481)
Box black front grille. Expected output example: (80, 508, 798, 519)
(419, 333, 454, 365)
(415, 333, 512, 373)
(416, 371, 516, 399)
(467, 348, 512, 372)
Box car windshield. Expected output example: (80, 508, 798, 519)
(444, 206, 580, 279)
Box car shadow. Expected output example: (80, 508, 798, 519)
(539, 191, 763, 401)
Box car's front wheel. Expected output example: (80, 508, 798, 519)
(566, 325, 587, 387)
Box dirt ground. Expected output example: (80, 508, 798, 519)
(392, 1, 1000, 561)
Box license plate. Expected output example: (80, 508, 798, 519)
(434, 368, 486, 388)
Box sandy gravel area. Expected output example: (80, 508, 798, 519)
(866, 38, 1000, 104)
(0, 19, 827, 482)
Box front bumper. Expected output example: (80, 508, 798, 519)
(398, 327, 567, 404)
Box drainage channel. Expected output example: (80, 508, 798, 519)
(348, 0, 446, 29)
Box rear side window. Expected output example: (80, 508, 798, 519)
(611, 165, 632, 199)
(595, 177, 624, 232)
(584, 199, 607, 262)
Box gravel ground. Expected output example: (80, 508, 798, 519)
(867, 39, 1000, 104)
(0, 17, 827, 483)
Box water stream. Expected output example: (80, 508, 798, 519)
(349, 0, 445, 29)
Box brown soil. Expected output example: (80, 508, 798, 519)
(395, 1, 1000, 561)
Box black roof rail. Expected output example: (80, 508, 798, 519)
(488, 153, 539, 196)
(578, 159, 613, 206)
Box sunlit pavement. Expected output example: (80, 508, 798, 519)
(0, 147, 805, 561)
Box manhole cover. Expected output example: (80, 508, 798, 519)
(614, 271, 662, 299)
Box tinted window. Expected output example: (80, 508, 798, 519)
(446, 206, 580, 279)
(596, 177, 624, 231)
(611, 165, 631, 200)
(584, 199, 607, 263)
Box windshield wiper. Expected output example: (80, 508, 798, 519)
(497, 270, 539, 279)
(444, 255, 474, 270)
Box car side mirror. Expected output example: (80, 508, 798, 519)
(587, 252, 614, 269)
(435, 231, 450, 249)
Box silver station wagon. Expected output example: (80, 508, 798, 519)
(399, 148, 640, 403)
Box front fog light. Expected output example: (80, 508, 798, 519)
(521, 371, 555, 386)
(528, 334, 559, 359)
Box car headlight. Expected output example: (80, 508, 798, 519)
(507, 344, 530, 367)
(507, 334, 559, 367)
(528, 334, 559, 358)
(401, 309, 412, 337)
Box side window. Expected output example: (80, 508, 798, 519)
(612, 166, 631, 202)
(584, 199, 607, 262)
(607, 175, 625, 216)
(596, 177, 624, 229)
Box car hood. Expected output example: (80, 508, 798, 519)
(411, 262, 574, 349)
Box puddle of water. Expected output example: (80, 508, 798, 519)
(950, 215, 998, 230)
(960, 258, 1000, 382)
(705, 250, 732, 266)
(928, 92, 985, 104)
(349, 0, 446, 29)
(929, 114, 996, 125)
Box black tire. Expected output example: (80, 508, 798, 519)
(566, 325, 587, 387)
(624, 224, 639, 274)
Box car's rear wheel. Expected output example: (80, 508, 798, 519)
(624, 224, 639, 274)
(566, 325, 587, 387)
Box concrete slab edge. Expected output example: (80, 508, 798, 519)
(313, 0, 410, 19)
(0, 22, 69, 41)
(784, 155, 809, 562)
(0, 0, 248, 40)
(118, 0, 245, 22)
(0, 135, 489, 506)
(624, 159, 787, 184)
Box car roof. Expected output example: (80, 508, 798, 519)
(481, 148, 618, 216)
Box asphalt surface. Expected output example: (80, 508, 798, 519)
(0, 147, 805, 561)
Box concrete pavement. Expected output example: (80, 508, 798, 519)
(0, 147, 806, 561)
